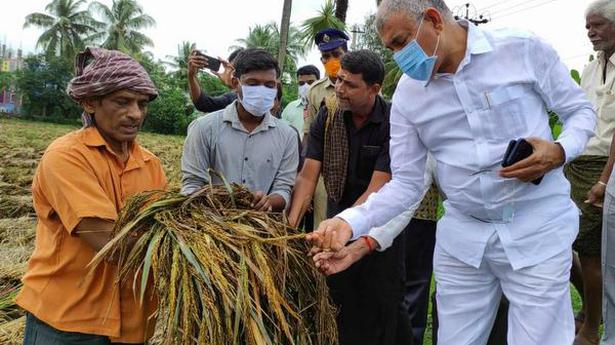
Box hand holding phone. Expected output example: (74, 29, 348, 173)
(502, 138, 543, 185)
(193, 50, 221, 72)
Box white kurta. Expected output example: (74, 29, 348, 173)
(336, 20, 597, 345)
(581, 51, 615, 156)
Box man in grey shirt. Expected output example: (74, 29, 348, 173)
(181, 48, 299, 211)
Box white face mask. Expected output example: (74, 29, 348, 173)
(298, 83, 310, 100)
(239, 84, 277, 117)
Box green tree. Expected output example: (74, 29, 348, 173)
(165, 41, 196, 91)
(232, 22, 307, 77)
(0, 72, 14, 92)
(23, 0, 103, 60)
(14, 54, 81, 119)
(89, 0, 156, 54)
(356, 13, 399, 98)
(144, 87, 191, 135)
(300, 0, 346, 48)
(234, 24, 277, 53)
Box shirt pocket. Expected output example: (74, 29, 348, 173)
(479, 83, 531, 140)
(357, 145, 382, 181)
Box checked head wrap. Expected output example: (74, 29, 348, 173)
(66, 47, 158, 126)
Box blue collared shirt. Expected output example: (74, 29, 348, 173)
(181, 101, 299, 206)
(339, 21, 596, 269)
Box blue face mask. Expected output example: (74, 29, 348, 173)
(393, 15, 440, 83)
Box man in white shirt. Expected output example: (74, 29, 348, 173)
(308, 1, 597, 344)
(281, 65, 320, 134)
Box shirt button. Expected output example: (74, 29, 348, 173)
(242, 179, 246, 183)
(245, 157, 248, 161)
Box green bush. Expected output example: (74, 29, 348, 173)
(144, 88, 192, 135)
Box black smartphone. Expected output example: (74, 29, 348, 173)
(194, 50, 221, 72)
(502, 138, 543, 185)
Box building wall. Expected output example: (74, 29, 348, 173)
(0, 49, 24, 114)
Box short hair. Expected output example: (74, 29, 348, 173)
(586, 0, 615, 24)
(376, 0, 454, 31)
(297, 65, 320, 79)
(228, 48, 244, 63)
(340, 50, 385, 86)
(233, 48, 281, 79)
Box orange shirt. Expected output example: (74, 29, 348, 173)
(16, 126, 167, 343)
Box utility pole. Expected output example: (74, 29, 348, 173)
(350, 24, 365, 51)
(454, 3, 490, 25)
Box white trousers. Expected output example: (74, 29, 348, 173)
(434, 232, 574, 345)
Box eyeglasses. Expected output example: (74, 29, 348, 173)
(298, 80, 316, 86)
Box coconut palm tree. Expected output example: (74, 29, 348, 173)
(233, 24, 277, 53)
(89, 0, 156, 54)
(335, 0, 349, 23)
(278, 0, 293, 71)
(23, 0, 103, 59)
(164, 41, 196, 90)
(232, 22, 307, 77)
(300, 0, 346, 48)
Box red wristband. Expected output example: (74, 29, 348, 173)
(362, 236, 374, 252)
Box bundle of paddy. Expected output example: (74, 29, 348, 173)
(0, 316, 25, 345)
(91, 180, 338, 345)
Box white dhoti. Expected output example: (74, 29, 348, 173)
(434, 232, 574, 345)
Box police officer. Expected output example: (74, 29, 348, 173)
(304, 28, 350, 229)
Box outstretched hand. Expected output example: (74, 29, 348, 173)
(306, 217, 353, 254)
(313, 237, 373, 275)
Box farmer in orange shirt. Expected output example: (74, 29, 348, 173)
(16, 47, 166, 345)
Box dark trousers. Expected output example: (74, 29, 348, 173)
(327, 232, 413, 345)
(402, 218, 437, 345)
(22, 313, 144, 345)
(432, 294, 509, 345)
(23, 312, 110, 345)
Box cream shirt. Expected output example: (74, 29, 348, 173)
(582, 51, 615, 156)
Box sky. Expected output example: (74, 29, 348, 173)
(0, 0, 596, 76)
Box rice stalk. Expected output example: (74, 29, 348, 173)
(90, 183, 337, 345)
(0, 316, 25, 345)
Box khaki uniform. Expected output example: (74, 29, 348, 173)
(305, 77, 336, 136)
